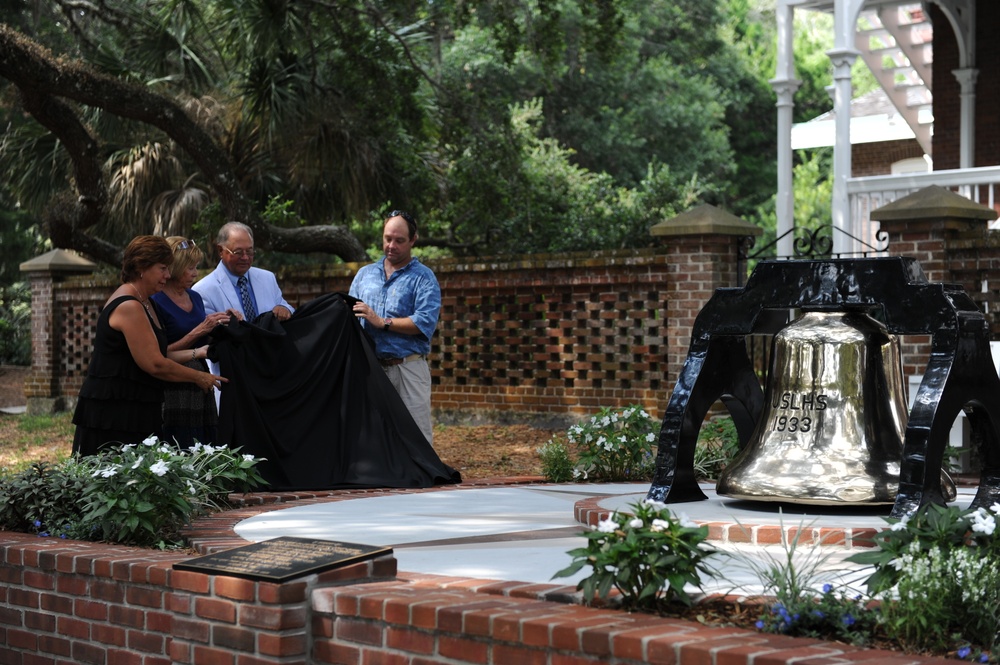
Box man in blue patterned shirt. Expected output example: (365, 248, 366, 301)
(349, 210, 441, 445)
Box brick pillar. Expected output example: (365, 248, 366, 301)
(650, 204, 762, 389)
(873, 184, 997, 377)
(19, 249, 96, 415)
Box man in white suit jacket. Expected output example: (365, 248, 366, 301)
(193, 222, 294, 322)
(194, 222, 293, 407)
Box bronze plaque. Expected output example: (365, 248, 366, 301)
(173, 536, 392, 582)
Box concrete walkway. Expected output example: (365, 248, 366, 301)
(233, 482, 978, 598)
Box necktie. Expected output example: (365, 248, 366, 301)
(238, 276, 257, 320)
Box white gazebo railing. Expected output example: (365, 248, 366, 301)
(847, 165, 1000, 251)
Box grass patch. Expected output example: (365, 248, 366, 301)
(0, 411, 74, 473)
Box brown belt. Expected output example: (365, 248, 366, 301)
(379, 354, 424, 368)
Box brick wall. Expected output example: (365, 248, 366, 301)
(0, 498, 955, 665)
(24, 222, 1000, 423)
(28, 246, 728, 423)
(852, 139, 925, 177)
(931, 0, 1000, 170)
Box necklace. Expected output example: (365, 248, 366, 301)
(130, 283, 150, 312)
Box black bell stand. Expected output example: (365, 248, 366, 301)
(646, 257, 1000, 518)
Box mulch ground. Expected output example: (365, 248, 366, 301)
(0, 365, 554, 479)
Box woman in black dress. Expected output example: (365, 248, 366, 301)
(72, 236, 226, 455)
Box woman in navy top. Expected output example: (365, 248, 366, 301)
(150, 237, 231, 447)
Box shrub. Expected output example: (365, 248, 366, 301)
(537, 439, 574, 482)
(537, 405, 659, 482)
(553, 499, 715, 610)
(693, 416, 740, 480)
(847, 503, 1000, 656)
(0, 461, 90, 539)
(0, 437, 266, 548)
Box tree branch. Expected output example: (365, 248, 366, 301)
(0, 24, 369, 264)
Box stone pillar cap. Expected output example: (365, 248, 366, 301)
(870, 185, 998, 222)
(20, 248, 97, 273)
(650, 203, 762, 237)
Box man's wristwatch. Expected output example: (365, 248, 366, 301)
(384, 317, 393, 331)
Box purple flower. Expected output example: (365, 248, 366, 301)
(957, 647, 971, 659)
(842, 614, 855, 626)
(755, 620, 765, 630)
(822, 583, 833, 594)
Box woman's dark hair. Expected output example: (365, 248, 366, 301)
(120, 236, 173, 283)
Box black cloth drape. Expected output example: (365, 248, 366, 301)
(210, 292, 460, 490)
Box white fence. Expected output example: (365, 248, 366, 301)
(848, 165, 1000, 250)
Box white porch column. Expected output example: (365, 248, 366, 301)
(953, 68, 979, 169)
(827, 48, 858, 255)
(772, 0, 800, 258)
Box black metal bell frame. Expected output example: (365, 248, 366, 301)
(646, 257, 1000, 518)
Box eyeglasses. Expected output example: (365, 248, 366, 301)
(222, 246, 255, 258)
(177, 239, 196, 250)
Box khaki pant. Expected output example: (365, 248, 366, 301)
(383, 357, 433, 446)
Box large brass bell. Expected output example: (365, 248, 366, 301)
(717, 310, 956, 505)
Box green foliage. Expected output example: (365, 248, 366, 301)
(557, 405, 659, 482)
(1, 0, 798, 260)
(553, 499, 715, 609)
(0, 461, 90, 539)
(537, 439, 575, 483)
(846, 504, 1000, 656)
(754, 582, 878, 647)
(734, 516, 878, 647)
(0, 209, 42, 364)
(0, 282, 31, 365)
(693, 417, 740, 480)
(0, 438, 266, 548)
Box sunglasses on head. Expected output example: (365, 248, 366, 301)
(388, 209, 417, 229)
(177, 239, 196, 250)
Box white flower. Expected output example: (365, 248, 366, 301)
(677, 512, 698, 528)
(642, 498, 667, 511)
(149, 460, 170, 476)
(93, 466, 118, 478)
(202, 445, 217, 454)
(191, 442, 205, 453)
(142, 435, 159, 446)
(596, 435, 606, 447)
(628, 518, 643, 529)
(610, 413, 618, 423)
(889, 515, 910, 532)
(991, 502, 1000, 515)
(646, 433, 656, 442)
(600, 416, 611, 427)
(186, 480, 198, 495)
(243, 454, 256, 462)
(623, 408, 635, 419)
(889, 557, 905, 570)
(597, 518, 619, 533)
(650, 519, 671, 532)
(971, 509, 996, 536)
(158, 445, 173, 454)
(640, 410, 650, 419)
